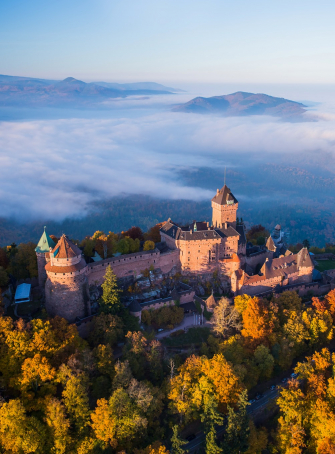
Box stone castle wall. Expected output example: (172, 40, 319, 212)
(246, 250, 273, 272)
(87, 249, 180, 286)
(45, 271, 90, 322)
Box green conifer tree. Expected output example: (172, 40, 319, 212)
(100, 265, 121, 314)
(221, 390, 250, 454)
(171, 425, 188, 454)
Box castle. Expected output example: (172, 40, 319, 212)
(35, 184, 314, 322)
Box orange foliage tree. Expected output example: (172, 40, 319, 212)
(168, 353, 243, 423)
(241, 297, 277, 347)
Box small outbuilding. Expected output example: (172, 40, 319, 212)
(14, 283, 31, 304)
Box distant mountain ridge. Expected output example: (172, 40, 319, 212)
(173, 91, 307, 118)
(0, 74, 181, 108)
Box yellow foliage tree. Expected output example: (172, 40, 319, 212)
(168, 353, 242, 423)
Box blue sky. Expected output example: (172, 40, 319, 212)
(1, 0, 334, 83)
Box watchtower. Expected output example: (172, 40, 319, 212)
(45, 234, 90, 322)
(211, 185, 238, 229)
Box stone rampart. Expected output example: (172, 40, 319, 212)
(245, 250, 272, 272)
(88, 248, 180, 286)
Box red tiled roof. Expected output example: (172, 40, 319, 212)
(52, 234, 82, 259)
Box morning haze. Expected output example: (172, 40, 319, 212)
(0, 3, 335, 452)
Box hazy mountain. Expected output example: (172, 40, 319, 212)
(173, 91, 307, 118)
(94, 81, 184, 92)
(0, 75, 180, 108)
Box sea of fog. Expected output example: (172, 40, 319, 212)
(0, 82, 335, 246)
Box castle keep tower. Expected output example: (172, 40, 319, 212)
(45, 235, 90, 322)
(35, 227, 56, 288)
(211, 185, 238, 229)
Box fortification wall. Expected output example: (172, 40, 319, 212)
(177, 289, 195, 303)
(160, 232, 177, 250)
(158, 249, 180, 274)
(326, 269, 335, 278)
(245, 250, 272, 271)
(88, 249, 179, 286)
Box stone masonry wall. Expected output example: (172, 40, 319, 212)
(88, 249, 180, 286)
(245, 250, 273, 272)
(45, 272, 90, 322)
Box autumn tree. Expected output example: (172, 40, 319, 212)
(171, 425, 188, 454)
(123, 226, 144, 241)
(145, 223, 164, 243)
(100, 265, 121, 314)
(143, 240, 155, 251)
(212, 297, 241, 337)
(58, 365, 91, 435)
(91, 375, 161, 452)
(234, 294, 252, 315)
(0, 398, 47, 453)
(241, 297, 276, 347)
(277, 348, 335, 453)
(135, 441, 170, 454)
(169, 354, 242, 423)
(45, 397, 72, 454)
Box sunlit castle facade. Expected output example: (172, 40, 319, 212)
(35, 184, 315, 322)
(160, 185, 246, 276)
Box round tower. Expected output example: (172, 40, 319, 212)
(45, 234, 90, 322)
(35, 226, 56, 289)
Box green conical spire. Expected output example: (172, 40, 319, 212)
(35, 226, 56, 253)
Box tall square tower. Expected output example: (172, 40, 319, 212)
(211, 185, 238, 228)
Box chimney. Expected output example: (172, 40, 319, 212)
(217, 189, 219, 195)
(225, 222, 228, 229)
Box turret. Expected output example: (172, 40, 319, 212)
(35, 227, 56, 288)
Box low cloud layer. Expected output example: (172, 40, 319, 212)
(1, 107, 335, 221)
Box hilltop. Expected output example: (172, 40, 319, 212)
(173, 91, 307, 118)
(0, 74, 181, 108)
